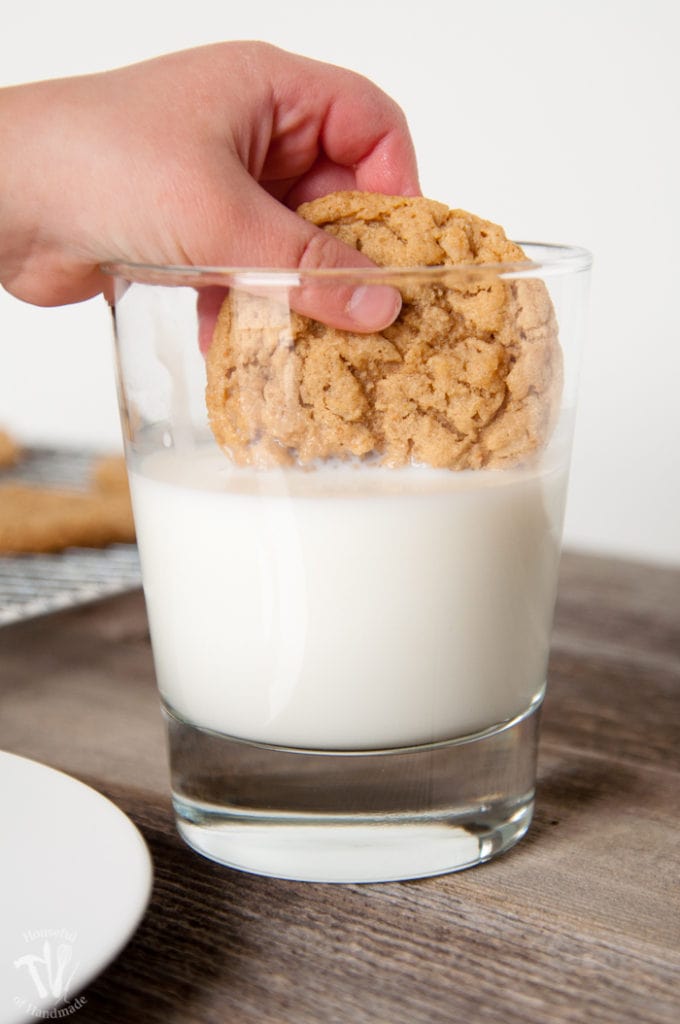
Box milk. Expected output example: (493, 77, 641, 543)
(129, 449, 568, 750)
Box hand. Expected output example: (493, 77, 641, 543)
(0, 42, 420, 331)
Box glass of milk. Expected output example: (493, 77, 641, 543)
(106, 246, 591, 883)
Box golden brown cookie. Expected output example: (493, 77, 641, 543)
(0, 483, 135, 555)
(206, 192, 561, 469)
(0, 429, 21, 469)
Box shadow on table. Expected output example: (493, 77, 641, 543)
(526, 748, 644, 850)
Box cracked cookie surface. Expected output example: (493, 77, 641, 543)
(205, 192, 561, 469)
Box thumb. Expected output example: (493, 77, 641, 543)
(195, 175, 402, 340)
(267, 206, 403, 333)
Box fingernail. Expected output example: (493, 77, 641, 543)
(347, 285, 402, 331)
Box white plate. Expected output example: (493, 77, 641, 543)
(0, 751, 153, 1023)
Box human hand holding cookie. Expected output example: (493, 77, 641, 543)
(0, 41, 418, 333)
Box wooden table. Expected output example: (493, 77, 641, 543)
(1, 551, 678, 1023)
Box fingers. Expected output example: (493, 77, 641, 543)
(322, 102, 421, 199)
(264, 50, 421, 198)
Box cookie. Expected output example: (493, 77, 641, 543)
(0, 429, 21, 469)
(0, 484, 135, 554)
(0, 483, 135, 555)
(206, 192, 561, 469)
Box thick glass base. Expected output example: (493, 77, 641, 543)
(166, 693, 543, 884)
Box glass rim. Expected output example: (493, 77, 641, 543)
(101, 241, 592, 288)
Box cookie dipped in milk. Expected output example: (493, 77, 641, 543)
(114, 192, 590, 881)
(132, 193, 566, 748)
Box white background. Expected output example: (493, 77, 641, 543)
(1, 0, 678, 564)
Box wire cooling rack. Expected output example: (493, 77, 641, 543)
(0, 448, 142, 626)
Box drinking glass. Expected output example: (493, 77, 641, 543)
(107, 243, 591, 883)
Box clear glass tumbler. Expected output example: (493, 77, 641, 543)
(107, 244, 591, 883)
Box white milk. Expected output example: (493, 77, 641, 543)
(129, 449, 568, 750)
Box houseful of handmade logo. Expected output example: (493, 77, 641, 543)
(12, 929, 87, 1019)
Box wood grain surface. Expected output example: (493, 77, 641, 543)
(1, 550, 678, 1023)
